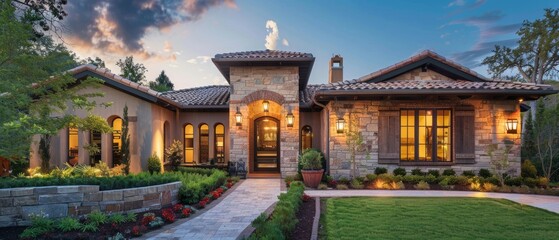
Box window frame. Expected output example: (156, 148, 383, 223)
(214, 123, 225, 163)
(67, 127, 79, 163)
(199, 123, 210, 163)
(400, 108, 453, 163)
(300, 125, 313, 151)
(184, 124, 194, 163)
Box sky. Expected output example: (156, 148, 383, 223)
(60, 0, 559, 90)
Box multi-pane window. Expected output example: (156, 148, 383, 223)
(214, 124, 225, 163)
(400, 109, 451, 162)
(68, 127, 79, 164)
(199, 124, 209, 163)
(112, 118, 123, 166)
(184, 124, 194, 163)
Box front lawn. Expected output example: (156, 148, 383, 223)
(322, 197, 559, 240)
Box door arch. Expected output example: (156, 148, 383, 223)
(253, 116, 280, 172)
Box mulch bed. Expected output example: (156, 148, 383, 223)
(289, 197, 316, 240)
(0, 226, 26, 240)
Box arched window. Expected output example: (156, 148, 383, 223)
(214, 124, 225, 163)
(199, 124, 209, 163)
(163, 121, 170, 162)
(68, 127, 79, 165)
(89, 130, 102, 165)
(301, 125, 313, 151)
(184, 124, 194, 163)
(111, 118, 123, 166)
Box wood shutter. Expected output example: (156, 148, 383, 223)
(378, 111, 400, 164)
(455, 109, 475, 164)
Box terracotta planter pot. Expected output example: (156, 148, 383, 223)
(301, 169, 324, 188)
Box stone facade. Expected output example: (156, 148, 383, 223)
(0, 182, 180, 227)
(229, 66, 300, 177)
(327, 98, 521, 178)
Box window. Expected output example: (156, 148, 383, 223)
(89, 130, 102, 165)
(184, 124, 194, 163)
(112, 118, 123, 166)
(163, 121, 170, 162)
(199, 124, 209, 163)
(68, 127, 79, 164)
(400, 109, 451, 162)
(214, 124, 225, 163)
(301, 126, 312, 151)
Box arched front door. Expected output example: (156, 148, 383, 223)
(254, 116, 280, 172)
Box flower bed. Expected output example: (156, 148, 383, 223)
(13, 177, 239, 239)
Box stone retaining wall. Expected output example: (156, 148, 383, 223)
(0, 181, 181, 227)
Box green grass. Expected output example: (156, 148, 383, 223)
(322, 197, 559, 240)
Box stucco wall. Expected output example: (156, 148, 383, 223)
(178, 111, 230, 164)
(229, 66, 300, 177)
(30, 84, 175, 173)
(327, 98, 521, 177)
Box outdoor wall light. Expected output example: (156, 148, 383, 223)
(263, 100, 269, 112)
(286, 107, 294, 128)
(336, 117, 345, 134)
(235, 107, 242, 127)
(506, 119, 518, 134)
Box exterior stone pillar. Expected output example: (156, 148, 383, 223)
(128, 116, 140, 173)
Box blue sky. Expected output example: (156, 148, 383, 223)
(63, 0, 559, 89)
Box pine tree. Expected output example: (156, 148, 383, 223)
(121, 105, 131, 174)
(149, 70, 174, 92)
(116, 56, 147, 84)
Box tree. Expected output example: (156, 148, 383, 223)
(531, 99, 559, 180)
(116, 56, 147, 84)
(482, 8, 559, 118)
(83, 57, 106, 68)
(0, 2, 104, 161)
(10, 0, 68, 38)
(120, 105, 130, 174)
(165, 140, 183, 171)
(149, 70, 174, 92)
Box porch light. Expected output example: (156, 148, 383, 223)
(235, 107, 242, 127)
(506, 119, 518, 134)
(263, 100, 269, 112)
(286, 108, 294, 128)
(336, 117, 345, 134)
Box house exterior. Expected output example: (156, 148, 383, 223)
(30, 50, 557, 178)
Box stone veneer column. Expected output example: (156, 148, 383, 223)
(229, 66, 300, 177)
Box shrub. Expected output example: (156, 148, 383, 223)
(165, 140, 183, 171)
(389, 181, 405, 190)
(402, 175, 424, 184)
(455, 176, 469, 186)
(162, 208, 176, 223)
(414, 180, 430, 190)
(478, 168, 492, 178)
(427, 170, 440, 178)
(125, 212, 137, 223)
(374, 167, 387, 175)
(108, 213, 126, 224)
(350, 178, 364, 189)
(299, 149, 323, 170)
(522, 177, 538, 188)
(424, 174, 438, 184)
(56, 217, 82, 232)
(393, 168, 407, 176)
(411, 168, 424, 176)
(439, 177, 454, 190)
(537, 177, 549, 188)
(365, 174, 377, 182)
(442, 169, 456, 176)
(483, 176, 501, 186)
(336, 184, 349, 190)
(317, 183, 328, 190)
(178, 169, 227, 204)
(482, 182, 498, 192)
(20, 213, 55, 239)
(505, 176, 523, 187)
(461, 170, 476, 177)
(147, 154, 162, 174)
(376, 173, 395, 182)
(338, 177, 350, 185)
(521, 160, 538, 178)
(249, 181, 305, 239)
(87, 211, 107, 226)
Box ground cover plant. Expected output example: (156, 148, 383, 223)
(322, 197, 559, 240)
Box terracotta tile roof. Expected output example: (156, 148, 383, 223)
(162, 85, 230, 107)
(357, 50, 489, 82)
(300, 85, 320, 105)
(314, 79, 555, 92)
(214, 50, 314, 60)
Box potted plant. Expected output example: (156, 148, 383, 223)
(299, 149, 324, 188)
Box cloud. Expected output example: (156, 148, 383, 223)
(481, 23, 522, 38)
(282, 38, 289, 46)
(451, 11, 504, 26)
(186, 56, 212, 64)
(265, 20, 279, 50)
(448, 0, 465, 7)
(64, 0, 236, 59)
(453, 39, 518, 67)
(163, 41, 173, 52)
(446, 0, 487, 17)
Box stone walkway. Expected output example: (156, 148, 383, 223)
(147, 179, 280, 240)
(305, 189, 559, 213)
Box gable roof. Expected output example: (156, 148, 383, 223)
(357, 50, 489, 83)
(69, 64, 179, 110)
(212, 50, 315, 90)
(161, 85, 230, 109)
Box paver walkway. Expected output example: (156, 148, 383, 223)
(305, 189, 559, 213)
(148, 179, 280, 240)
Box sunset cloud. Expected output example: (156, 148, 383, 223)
(265, 20, 279, 50)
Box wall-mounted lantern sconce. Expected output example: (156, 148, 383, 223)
(286, 107, 294, 128)
(336, 117, 345, 134)
(263, 100, 269, 113)
(235, 106, 242, 127)
(506, 119, 518, 134)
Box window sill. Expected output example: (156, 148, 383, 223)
(399, 161, 454, 166)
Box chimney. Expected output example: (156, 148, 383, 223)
(329, 54, 343, 84)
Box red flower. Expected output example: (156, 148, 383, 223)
(173, 203, 183, 213)
(131, 225, 146, 236)
(198, 198, 209, 208)
(216, 188, 224, 194)
(226, 182, 233, 188)
(181, 208, 192, 218)
(162, 208, 176, 223)
(328, 179, 338, 187)
(302, 194, 311, 202)
(141, 214, 155, 226)
(211, 191, 221, 199)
